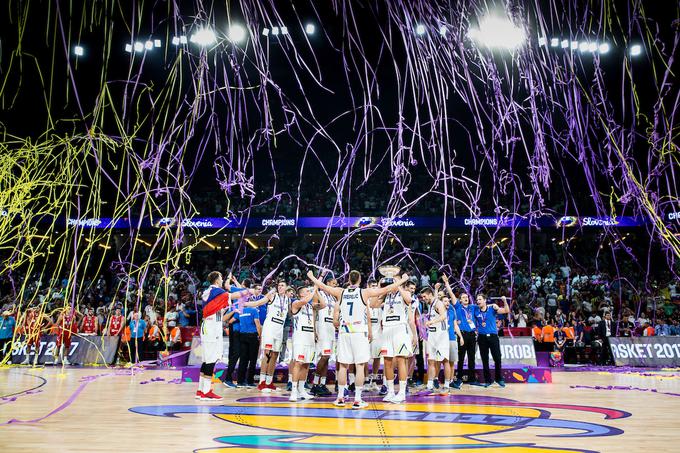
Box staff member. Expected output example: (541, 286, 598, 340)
(222, 307, 241, 388)
(0, 310, 16, 363)
(475, 294, 510, 388)
(442, 276, 480, 388)
(236, 305, 262, 387)
(128, 311, 147, 363)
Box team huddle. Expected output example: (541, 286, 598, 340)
(195, 268, 509, 409)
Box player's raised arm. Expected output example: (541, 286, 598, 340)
(307, 271, 344, 300)
(442, 275, 458, 305)
(244, 289, 275, 308)
(492, 296, 510, 315)
(364, 274, 409, 299)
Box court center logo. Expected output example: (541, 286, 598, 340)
(130, 394, 628, 452)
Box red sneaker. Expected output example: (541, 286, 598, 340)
(267, 383, 277, 391)
(257, 382, 267, 391)
(200, 390, 223, 401)
(195, 391, 204, 400)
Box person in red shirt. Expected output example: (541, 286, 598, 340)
(20, 308, 51, 366)
(107, 307, 125, 336)
(80, 308, 99, 335)
(55, 307, 80, 365)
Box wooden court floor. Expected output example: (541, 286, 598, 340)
(2, 366, 679, 452)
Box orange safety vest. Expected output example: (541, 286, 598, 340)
(542, 325, 555, 343)
(565, 327, 575, 340)
(532, 326, 543, 341)
(169, 327, 181, 343)
(121, 326, 131, 343)
(644, 326, 655, 337)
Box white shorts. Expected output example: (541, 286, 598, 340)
(261, 324, 284, 353)
(426, 331, 449, 362)
(316, 324, 336, 357)
(449, 340, 459, 363)
(201, 340, 223, 363)
(337, 333, 370, 364)
(371, 330, 383, 359)
(292, 342, 316, 364)
(381, 324, 412, 358)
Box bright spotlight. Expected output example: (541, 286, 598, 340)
(415, 24, 426, 35)
(570, 41, 578, 50)
(439, 25, 447, 36)
(271, 26, 280, 36)
(228, 24, 247, 43)
(305, 23, 315, 35)
(124, 43, 133, 53)
(281, 26, 289, 35)
(262, 28, 270, 36)
(73, 45, 84, 56)
(560, 39, 569, 48)
(133, 42, 144, 52)
(537, 37, 547, 46)
(588, 42, 597, 52)
(190, 28, 217, 46)
(598, 43, 610, 53)
(579, 41, 589, 52)
(630, 44, 642, 56)
(468, 16, 525, 49)
(179, 36, 188, 44)
(171, 36, 180, 45)
(144, 40, 154, 50)
(154, 39, 162, 48)
(550, 38, 559, 47)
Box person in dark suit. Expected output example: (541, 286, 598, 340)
(597, 311, 614, 365)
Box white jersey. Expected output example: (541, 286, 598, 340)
(264, 294, 290, 330)
(317, 291, 336, 327)
(369, 305, 382, 334)
(382, 292, 409, 327)
(427, 299, 448, 334)
(339, 287, 368, 333)
(293, 302, 315, 344)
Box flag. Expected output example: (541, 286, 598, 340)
(201, 286, 230, 318)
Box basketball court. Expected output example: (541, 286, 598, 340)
(2, 366, 679, 452)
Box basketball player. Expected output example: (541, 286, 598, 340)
(20, 308, 49, 366)
(289, 286, 318, 402)
(55, 306, 80, 365)
(308, 270, 408, 409)
(245, 280, 290, 392)
(197, 271, 250, 401)
(311, 277, 337, 397)
(421, 286, 459, 392)
(371, 278, 415, 403)
(442, 275, 481, 388)
(80, 308, 98, 335)
(107, 307, 125, 337)
(366, 278, 385, 393)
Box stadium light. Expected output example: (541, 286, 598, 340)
(570, 41, 579, 50)
(468, 15, 525, 49)
(179, 35, 188, 44)
(588, 42, 597, 52)
(190, 27, 217, 46)
(560, 39, 569, 49)
(171, 36, 180, 45)
(228, 24, 247, 43)
(124, 43, 133, 53)
(578, 41, 589, 52)
(262, 28, 270, 36)
(144, 40, 154, 50)
(271, 26, 280, 36)
(281, 26, 289, 35)
(305, 23, 316, 35)
(154, 39, 161, 48)
(133, 41, 144, 52)
(415, 24, 426, 35)
(439, 25, 447, 36)
(538, 36, 547, 46)
(550, 38, 559, 47)
(630, 44, 642, 56)
(73, 45, 84, 56)
(598, 43, 610, 54)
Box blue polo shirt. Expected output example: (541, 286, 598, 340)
(455, 303, 479, 333)
(229, 309, 241, 333)
(475, 306, 499, 335)
(129, 319, 147, 338)
(446, 304, 458, 341)
(0, 316, 15, 339)
(239, 307, 259, 334)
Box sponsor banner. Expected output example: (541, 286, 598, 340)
(609, 336, 680, 367)
(10, 334, 120, 365)
(470, 336, 537, 367)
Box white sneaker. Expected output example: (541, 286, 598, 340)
(390, 394, 406, 404)
(32, 355, 39, 366)
(63, 357, 70, 366)
(352, 400, 368, 409)
(289, 391, 299, 402)
(382, 392, 395, 402)
(300, 390, 315, 400)
(333, 397, 346, 407)
(20, 357, 29, 365)
(371, 382, 381, 392)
